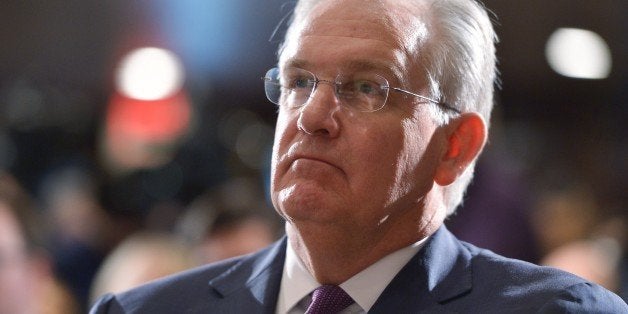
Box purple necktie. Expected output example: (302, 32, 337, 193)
(305, 285, 354, 314)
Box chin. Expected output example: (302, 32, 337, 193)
(280, 199, 332, 222)
(279, 196, 343, 225)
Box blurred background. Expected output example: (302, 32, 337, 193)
(0, 0, 625, 312)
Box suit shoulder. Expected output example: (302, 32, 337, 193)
(90, 256, 244, 313)
(464, 241, 588, 289)
(90, 239, 286, 313)
(460, 241, 627, 311)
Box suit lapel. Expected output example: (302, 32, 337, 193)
(208, 237, 287, 314)
(369, 227, 473, 313)
(204, 227, 473, 313)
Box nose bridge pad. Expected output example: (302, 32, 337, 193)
(308, 79, 340, 108)
(298, 80, 341, 135)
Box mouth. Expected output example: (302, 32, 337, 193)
(280, 142, 345, 174)
(286, 152, 345, 175)
(292, 155, 337, 168)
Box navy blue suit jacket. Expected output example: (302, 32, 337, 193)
(90, 226, 627, 313)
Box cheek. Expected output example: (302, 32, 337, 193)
(348, 123, 408, 194)
(271, 110, 294, 165)
(400, 119, 430, 162)
(390, 118, 439, 195)
(376, 117, 428, 165)
(270, 111, 297, 199)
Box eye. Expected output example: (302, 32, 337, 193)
(356, 80, 378, 95)
(337, 78, 383, 99)
(293, 77, 311, 89)
(282, 69, 315, 90)
(346, 80, 385, 98)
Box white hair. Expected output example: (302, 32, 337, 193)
(279, 0, 498, 215)
(419, 0, 498, 215)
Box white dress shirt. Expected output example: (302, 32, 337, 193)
(275, 234, 428, 314)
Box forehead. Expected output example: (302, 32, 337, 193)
(280, 0, 429, 75)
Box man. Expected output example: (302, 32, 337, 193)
(90, 0, 628, 312)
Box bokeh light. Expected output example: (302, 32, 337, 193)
(545, 28, 612, 79)
(115, 47, 185, 100)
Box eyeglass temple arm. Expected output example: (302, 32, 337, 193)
(390, 87, 461, 114)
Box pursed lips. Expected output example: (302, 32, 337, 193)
(281, 142, 345, 174)
(285, 152, 344, 174)
(292, 154, 337, 168)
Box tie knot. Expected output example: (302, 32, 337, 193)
(305, 285, 354, 314)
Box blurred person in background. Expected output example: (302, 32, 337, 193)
(532, 182, 628, 302)
(89, 232, 194, 305)
(530, 183, 601, 256)
(89, 176, 278, 306)
(542, 236, 624, 297)
(196, 209, 277, 263)
(176, 177, 279, 265)
(0, 171, 79, 314)
(90, 0, 627, 312)
(39, 165, 113, 311)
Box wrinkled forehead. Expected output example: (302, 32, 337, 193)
(281, 0, 429, 62)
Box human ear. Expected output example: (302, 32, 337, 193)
(434, 113, 487, 186)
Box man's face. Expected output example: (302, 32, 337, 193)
(270, 0, 448, 239)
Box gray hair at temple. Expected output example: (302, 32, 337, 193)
(278, 0, 498, 215)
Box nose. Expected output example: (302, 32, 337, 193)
(296, 81, 341, 137)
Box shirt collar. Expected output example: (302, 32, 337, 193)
(275, 239, 320, 314)
(276, 235, 428, 313)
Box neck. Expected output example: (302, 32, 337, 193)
(286, 208, 442, 284)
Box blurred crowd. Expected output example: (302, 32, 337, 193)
(0, 168, 282, 313)
(0, 117, 626, 313)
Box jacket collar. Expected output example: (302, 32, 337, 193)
(369, 226, 473, 312)
(208, 237, 287, 313)
(206, 226, 472, 313)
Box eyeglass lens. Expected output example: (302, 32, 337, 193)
(264, 67, 390, 112)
